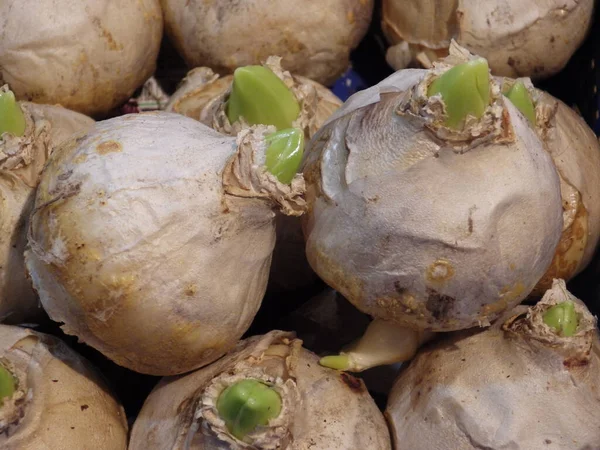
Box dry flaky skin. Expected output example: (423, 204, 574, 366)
(25, 112, 305, 375)
(386, 279, 600, 449)
(129, 330, 391, 450)
(382, 0, 593, 79)
(166, 58, 343, 292)
(0, 100, 94, 324)
(302, 48, 563, 332)
(160, 0, 374, 86)
(1, 101, 96, 189)
(530, 87, 600, 293)
(0, 325, 127, 449)
(0, 0, 163, 117)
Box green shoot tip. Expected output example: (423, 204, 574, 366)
(0, 89, 26, 137)
(427, 58, 491, 129)
(543, 301, 578, 337)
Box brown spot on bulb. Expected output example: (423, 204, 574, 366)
(426, 259, 455, 283)
(393, 281, 406, 295)
(425, 288, 456, 320)
(340, 372, 365, 393)
(347, 10, 356, 24)
(74, 154, 87, 164)
(185, 285, 197, 296)
(96, 140, 122, 155)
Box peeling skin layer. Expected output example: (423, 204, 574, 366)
(302, 64, 563, 332)
(382, 0, 594, 78)
(25, 112, 302, 376)
(160, 0, 374, 85)
(491, 78, 600, 294)
(0, 102, 93, 324)
(382, 0, 459, 49)
(0, 325, 128, 450)
(0, 0, 163, 117)
(129, 330, 392, 450)
(386, 283, 600, 450)
(535, 90, 600, 278)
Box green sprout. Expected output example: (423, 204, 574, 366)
(319, 354, 350, 371)
(504, 81, 537, 125)
(225, 65, 300, 130)
(0, 89, 26, 137)
(0, 364, 16, 406)
(216, 379, 282, 440)
(427, 58, 491, 129)
(264, 128, 304, 184)
(543, 301, 579, 337)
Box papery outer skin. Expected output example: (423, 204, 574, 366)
(166, 68, 233, 123)
(159, 0, 374, 86)
(302, 67, 563, 332)
(0, 103, 94, 324)
(0, 325, 128, 449)
(382, 0, 594, 79)
(468, 75, 600, 294)
(0, 0, 163, 117)
(24, 112, 302, 376)
(129, 330, 392, 450)
(385, 291, 600, 449)
(535, 90, 600, 281)
(165, 63, 342, 292)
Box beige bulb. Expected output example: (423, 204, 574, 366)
(0, 0, 163, 117)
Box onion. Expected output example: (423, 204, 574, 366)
(0, 86, 94, 323)
(159, 0, 374, 85)
(386, 279, 600, 449)
(0, 325, 128, 449)
(129, 330, 392, 449)
(305, 43, 564, 371)
(25, 112, 306, 375)
(382, 0, 594, 79)
(0, 0, 163, 117)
